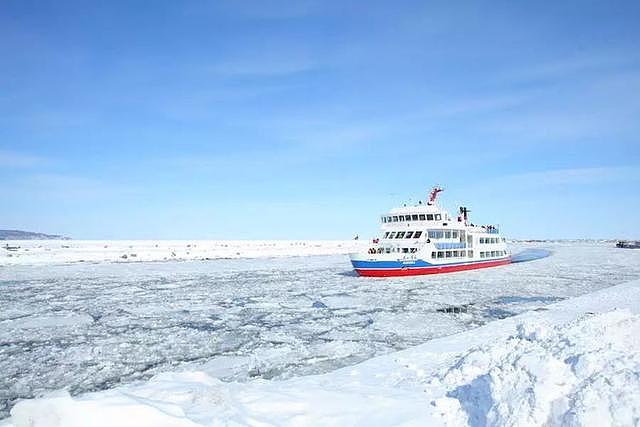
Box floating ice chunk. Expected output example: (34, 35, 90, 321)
(1, 313, 94, 329)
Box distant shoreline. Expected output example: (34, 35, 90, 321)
(0, 230, 71, 240)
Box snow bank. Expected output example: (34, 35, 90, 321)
(431, 311, 640, 426)
(3, 279, 640, 426)
(0, 240, 367, 266)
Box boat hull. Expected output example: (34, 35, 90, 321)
(352, 257, 511, 277)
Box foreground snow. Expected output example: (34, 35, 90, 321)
(3, 278, 639, 426)
(0, 240, 368, 266)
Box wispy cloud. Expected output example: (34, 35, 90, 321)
(209, 55, 316, 77)
(489, 166, 640, 190)
(192, 0, 325, 20)
(0, 150, 50, 168)
(505, 51, 640, 83)
(8, 173, 141, 201)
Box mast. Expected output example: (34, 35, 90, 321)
(427, 186, 443, 205)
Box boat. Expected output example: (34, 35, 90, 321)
(616, 240, 640, 249)
(350, 187, 511, 277)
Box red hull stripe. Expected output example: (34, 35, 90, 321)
(355, 258, 511, 277)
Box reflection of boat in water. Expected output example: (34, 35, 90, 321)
(616, 240, 640, 249)
(350, 186, 510, 277)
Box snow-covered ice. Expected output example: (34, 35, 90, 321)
(0, 240, 367, 266)
(1, 240, 639, 425)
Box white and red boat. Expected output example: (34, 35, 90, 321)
(350, 187, 510, 277)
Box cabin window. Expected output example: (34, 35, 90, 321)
(389, 232, 396, 239)
(405, 231, 414, 239)
(397, 232, 405, 238)
(431, 251, 436, 258)
(468, 250, 473, 258)
(419, 214, 426, 220)
(412, 214, 419, 221)
(402, 248, 409, 253)
(437, 251, 444, 258)
(445, 251, 452, 258)
(491, 251, 496, 257)
(428, 230, 443, 239)
(387, 216, 392, 222)
(382, 216, 386, 223)
(453, 250, 458, 257)
(392, 216, 398, 222)
(398, 215, 404, 221)
(480, 252, 485, 258)
(452, 231, 458, 239)
(460, 250, 466, 257)
(384, 232, 390, 238)
(413, 231, 422, 238)
(435, 214, 442, 221)
(427, 214, 434, 221)
(410, 248, 417, 253)
(479, 238, 484, 244)
(385, 248, 391, 254)
(445, 231, 451, 239)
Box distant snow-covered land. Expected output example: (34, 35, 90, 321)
(0, 230, 69, 240)
(2, 278, 639, 426)
(0, 240, 367, 266)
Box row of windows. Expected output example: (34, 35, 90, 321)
(382, 230, 464, 240)
(431, 250, 473, 259)
(479, 237, 501, 244)
(374, 247, 419, 254)
(428, 230, 460, 239)
(382, 213, 442, 223)
(480, 251, 506, 258)
(383, 231, 423, 239)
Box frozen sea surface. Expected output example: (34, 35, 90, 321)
(1, 241, 639, 417)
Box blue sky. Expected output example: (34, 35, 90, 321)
(1, 0, 639, 240)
